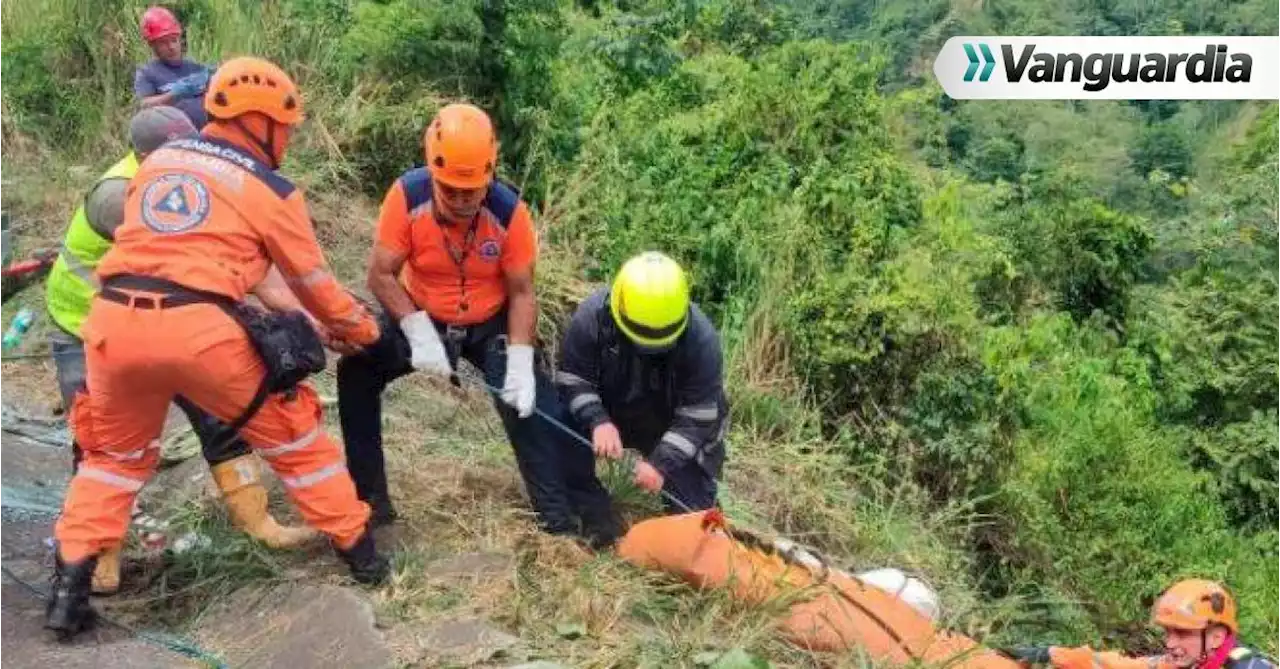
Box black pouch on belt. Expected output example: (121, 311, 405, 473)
(223, 302, 327, 394)
(204, 303, 326, 450)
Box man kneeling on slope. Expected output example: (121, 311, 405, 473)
(47, 57, 388, 641)
(1005, 579, 1275, 669)
(45, 106, 318, 598)
(556, 251, 727, 514)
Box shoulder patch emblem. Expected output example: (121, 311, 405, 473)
(140, 174, 211, 234)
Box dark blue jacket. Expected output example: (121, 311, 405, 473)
(556, 288, 727, 478)
(1226, 645, 1277, 669)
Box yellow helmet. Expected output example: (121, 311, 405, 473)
(1150, 579, 1238, 634)
(610, 252, 690, 351)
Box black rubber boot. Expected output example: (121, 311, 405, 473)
(580, 507, 623, 551)
(335, 531, 389, 586)
(366, 494, 399, 529)
(45, 554, 99, 641)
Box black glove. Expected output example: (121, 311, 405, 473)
(996, 646, 1053, 664)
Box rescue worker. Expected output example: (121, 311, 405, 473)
(1004, 580, 1275, 669)
(46, 57, 387, 641)
(336, 103, 615, 545)
(45, 106, 320, 597)
(134, 6, 212, 128)
(556, 251, 727, 513)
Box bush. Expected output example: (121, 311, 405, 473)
(336, 0, 486, 93)
(551, 40, 910, 312)
(999, 174, 1153, 326)
(0, 39, 97, 143)
(979, 314, 1278, 644)
(1187, 410, 1280, 531)
(1131, 122, 1194, 179)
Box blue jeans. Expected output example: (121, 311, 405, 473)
(336, 310, 613, 537)
(48, 325, 250, 471)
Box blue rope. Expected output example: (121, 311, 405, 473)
(458, 373, 697, 514)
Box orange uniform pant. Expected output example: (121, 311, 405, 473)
(54, 297, 369, 562)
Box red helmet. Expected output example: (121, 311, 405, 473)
(140, 6, 182, 43)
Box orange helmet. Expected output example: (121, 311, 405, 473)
(204, 57, 304, 126)
(1150, 579, 1238, 634)
(424, 103, 497, 189)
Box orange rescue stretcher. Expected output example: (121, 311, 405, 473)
(617, 510, 1020, 667)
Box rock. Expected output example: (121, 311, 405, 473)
(2, 558, 47, 584)
(417, 617, 521, 664)
(0, 417, 204, 669)
(1, 431, 72, 499)
(1, 605, 197, 667)
(2, 432, 67, 561)
(425, 551, 513, 582)
(2, 580, 196, 668)
(198, 584, 392, 669)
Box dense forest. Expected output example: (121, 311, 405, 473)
(3, 0, 1276, 655)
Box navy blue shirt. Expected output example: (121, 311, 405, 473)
(133, 58, 209, 129)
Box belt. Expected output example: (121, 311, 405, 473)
(98, 287, 214, 310)
(99, 274, 236, 310)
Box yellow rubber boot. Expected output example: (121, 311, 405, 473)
(91, 544, 121, 595)
(210, 455, 319, 549)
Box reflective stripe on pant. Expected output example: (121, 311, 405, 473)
(337, 309, 611, 535)
(49, 325, 252, 471)
(55, 298, 369, 562)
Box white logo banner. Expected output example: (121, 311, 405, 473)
(934, 36, 1280, 100)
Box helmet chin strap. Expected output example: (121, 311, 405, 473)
(232, 117, 279, 169)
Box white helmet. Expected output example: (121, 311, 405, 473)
(857, 567, 942, 621)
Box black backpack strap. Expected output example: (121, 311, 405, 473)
(209, 380, 271, 452)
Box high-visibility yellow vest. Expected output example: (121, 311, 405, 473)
(45, 153, 139, 336)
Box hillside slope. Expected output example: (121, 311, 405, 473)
(2, 0, 1276, 663)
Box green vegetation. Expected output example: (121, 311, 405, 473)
(2, 0, 1276, 663)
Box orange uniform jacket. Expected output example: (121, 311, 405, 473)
(375, 168, 536, 326)
(97, 136, 376, 344)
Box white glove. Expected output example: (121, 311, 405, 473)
(501, 344, 536, 418)
(399, 311, 452, 376)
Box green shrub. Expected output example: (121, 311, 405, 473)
(996, 174, 1153, 326)
(1, 39, 97, 142)
(1187, 410, 1280, 531)
(1131, 122, 1194, 179)
(336, 0, 485, 93)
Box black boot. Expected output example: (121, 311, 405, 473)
(365, 494, 399, 529)
(335, 531, 389, 586)
(45, 554, 98, 641)
(580, 507, 623, 551)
